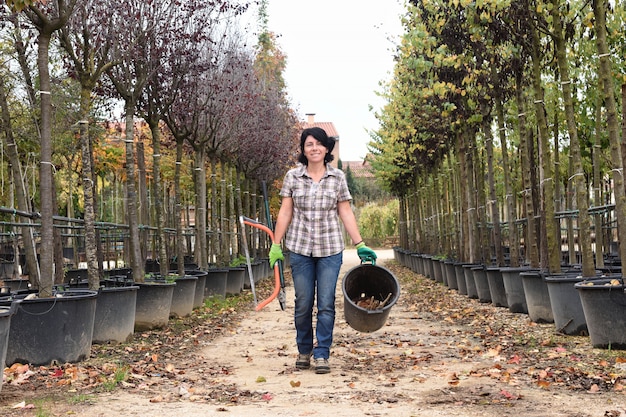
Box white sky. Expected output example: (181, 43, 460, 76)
(264, 0, 406, 161)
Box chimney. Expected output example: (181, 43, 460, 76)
(306, 113, 315, 124)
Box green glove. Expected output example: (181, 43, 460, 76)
(269, 243, 284, 268)
(356, 242, 377, 265)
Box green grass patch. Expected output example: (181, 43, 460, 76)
(67, 393, 96, 404)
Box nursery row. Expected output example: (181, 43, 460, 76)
(0, 259, 276, 394)
(394, 248, 626, 351)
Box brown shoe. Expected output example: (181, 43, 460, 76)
(314, 358, 330, 374)
(296, 353, 311, 369)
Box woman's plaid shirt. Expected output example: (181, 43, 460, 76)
(279, 164, 352, 257)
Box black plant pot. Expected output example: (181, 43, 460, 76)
(226, 267, 245, 295)
(422, 255, 434, 279)
(471, 265, 491, 303)
(409, 253, 421, 274)
(103, 268, 133, 280)
(1, 289, 98, 366)
(181, 269, 208, 308)
(258, 258, 271, 280)
(433, 259, 444, 283)
(501, 267, 534, 314)
(454, 263, 468, 295)
(545, 273, 592, 335)
(0, 261, 16, 279)
(205, 268, 228, 298)
(0, 302, 16, 392)
(520, 270, 554, 323)
(1, 279, 30, 293)
(134, 281, 175, 331)
(463, 264, 480, 299)
(170, 275, 197, 318)
(251, 261, 264, 284)
(485, 267, 508, 308)
(342, 264, 401, 333)
(64, 268, 88, 284)
(575, 277, 626, 349)
(243, 265, 254, 290)
(92, 285, 138, 344)
(444, 260, 458, 290)
(438, 259, 448, 286)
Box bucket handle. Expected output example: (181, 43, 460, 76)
(360, 258, 376, 266)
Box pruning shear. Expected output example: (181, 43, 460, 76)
(239, 216, 286, 311)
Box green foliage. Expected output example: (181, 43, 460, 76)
(344, 165, 360, 196)
(229, 254, 248, 267)
(357, 200, 399, 241)
(354, 176, 392, 204)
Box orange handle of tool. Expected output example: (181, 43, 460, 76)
(255, 264, 281, 311)
(243, 219, 281, 311)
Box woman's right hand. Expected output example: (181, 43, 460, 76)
(269, 243, 284, 267)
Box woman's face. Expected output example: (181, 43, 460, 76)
(303, 135, 326, 163)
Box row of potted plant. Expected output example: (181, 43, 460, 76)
(0, 257, 275, 392)
(393, 247, 626, 350)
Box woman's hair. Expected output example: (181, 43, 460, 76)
(298, 127, 336, 165)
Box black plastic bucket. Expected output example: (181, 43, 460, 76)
(342, 264, 400, 333)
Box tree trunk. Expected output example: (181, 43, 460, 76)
(495, 93, 518, 267)
(0, 78, 39, 284)
(465, 131, 479, 263)
(210, 157, 219, 267)
(220, 163, 228, 264)
(194, 147, 208, 269)
(551, 0, 594, 277)
(174, 138, 186, 275)
(136, 139, 149, 261)
(516, 73, 539, 267)
(475, 138, 489, 263)
(592, 0, 626, 271)
(235, 167, 245, 257)
(441, 157, 454, 258)
(484, 113, 503, 266)
(78, 91, 100, 290)
(66, 160, 75, 269)
(249, 179, 259, 258)
(148, 120, 169, 278)
(530, 23, 560, 273)
(424, 178, 435, 254)
(229, 165, 237, 260)
(52, 179, 64, 285)
(399, 195, 408, 249)
(451, 150, 462, 260)
(593, 82, 605, 268)
(37, 31, 55, 297)
(124, 108, 144, 282)
(456, 131, 470, 261)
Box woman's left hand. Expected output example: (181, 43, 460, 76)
(356, 242, 377, 265)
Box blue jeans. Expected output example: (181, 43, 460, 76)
(289, 251, 343, 360)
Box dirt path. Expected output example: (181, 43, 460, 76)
(3, 250, 626, 416)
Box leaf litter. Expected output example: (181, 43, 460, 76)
(1, 258, 626, 416)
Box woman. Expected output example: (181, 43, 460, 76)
(269, 127, 377, 374)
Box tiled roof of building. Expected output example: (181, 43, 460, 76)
(342, 160, 375, 178)
(301, 121, 339, 138)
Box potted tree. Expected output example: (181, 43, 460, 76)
(0, 1, 99, 367)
